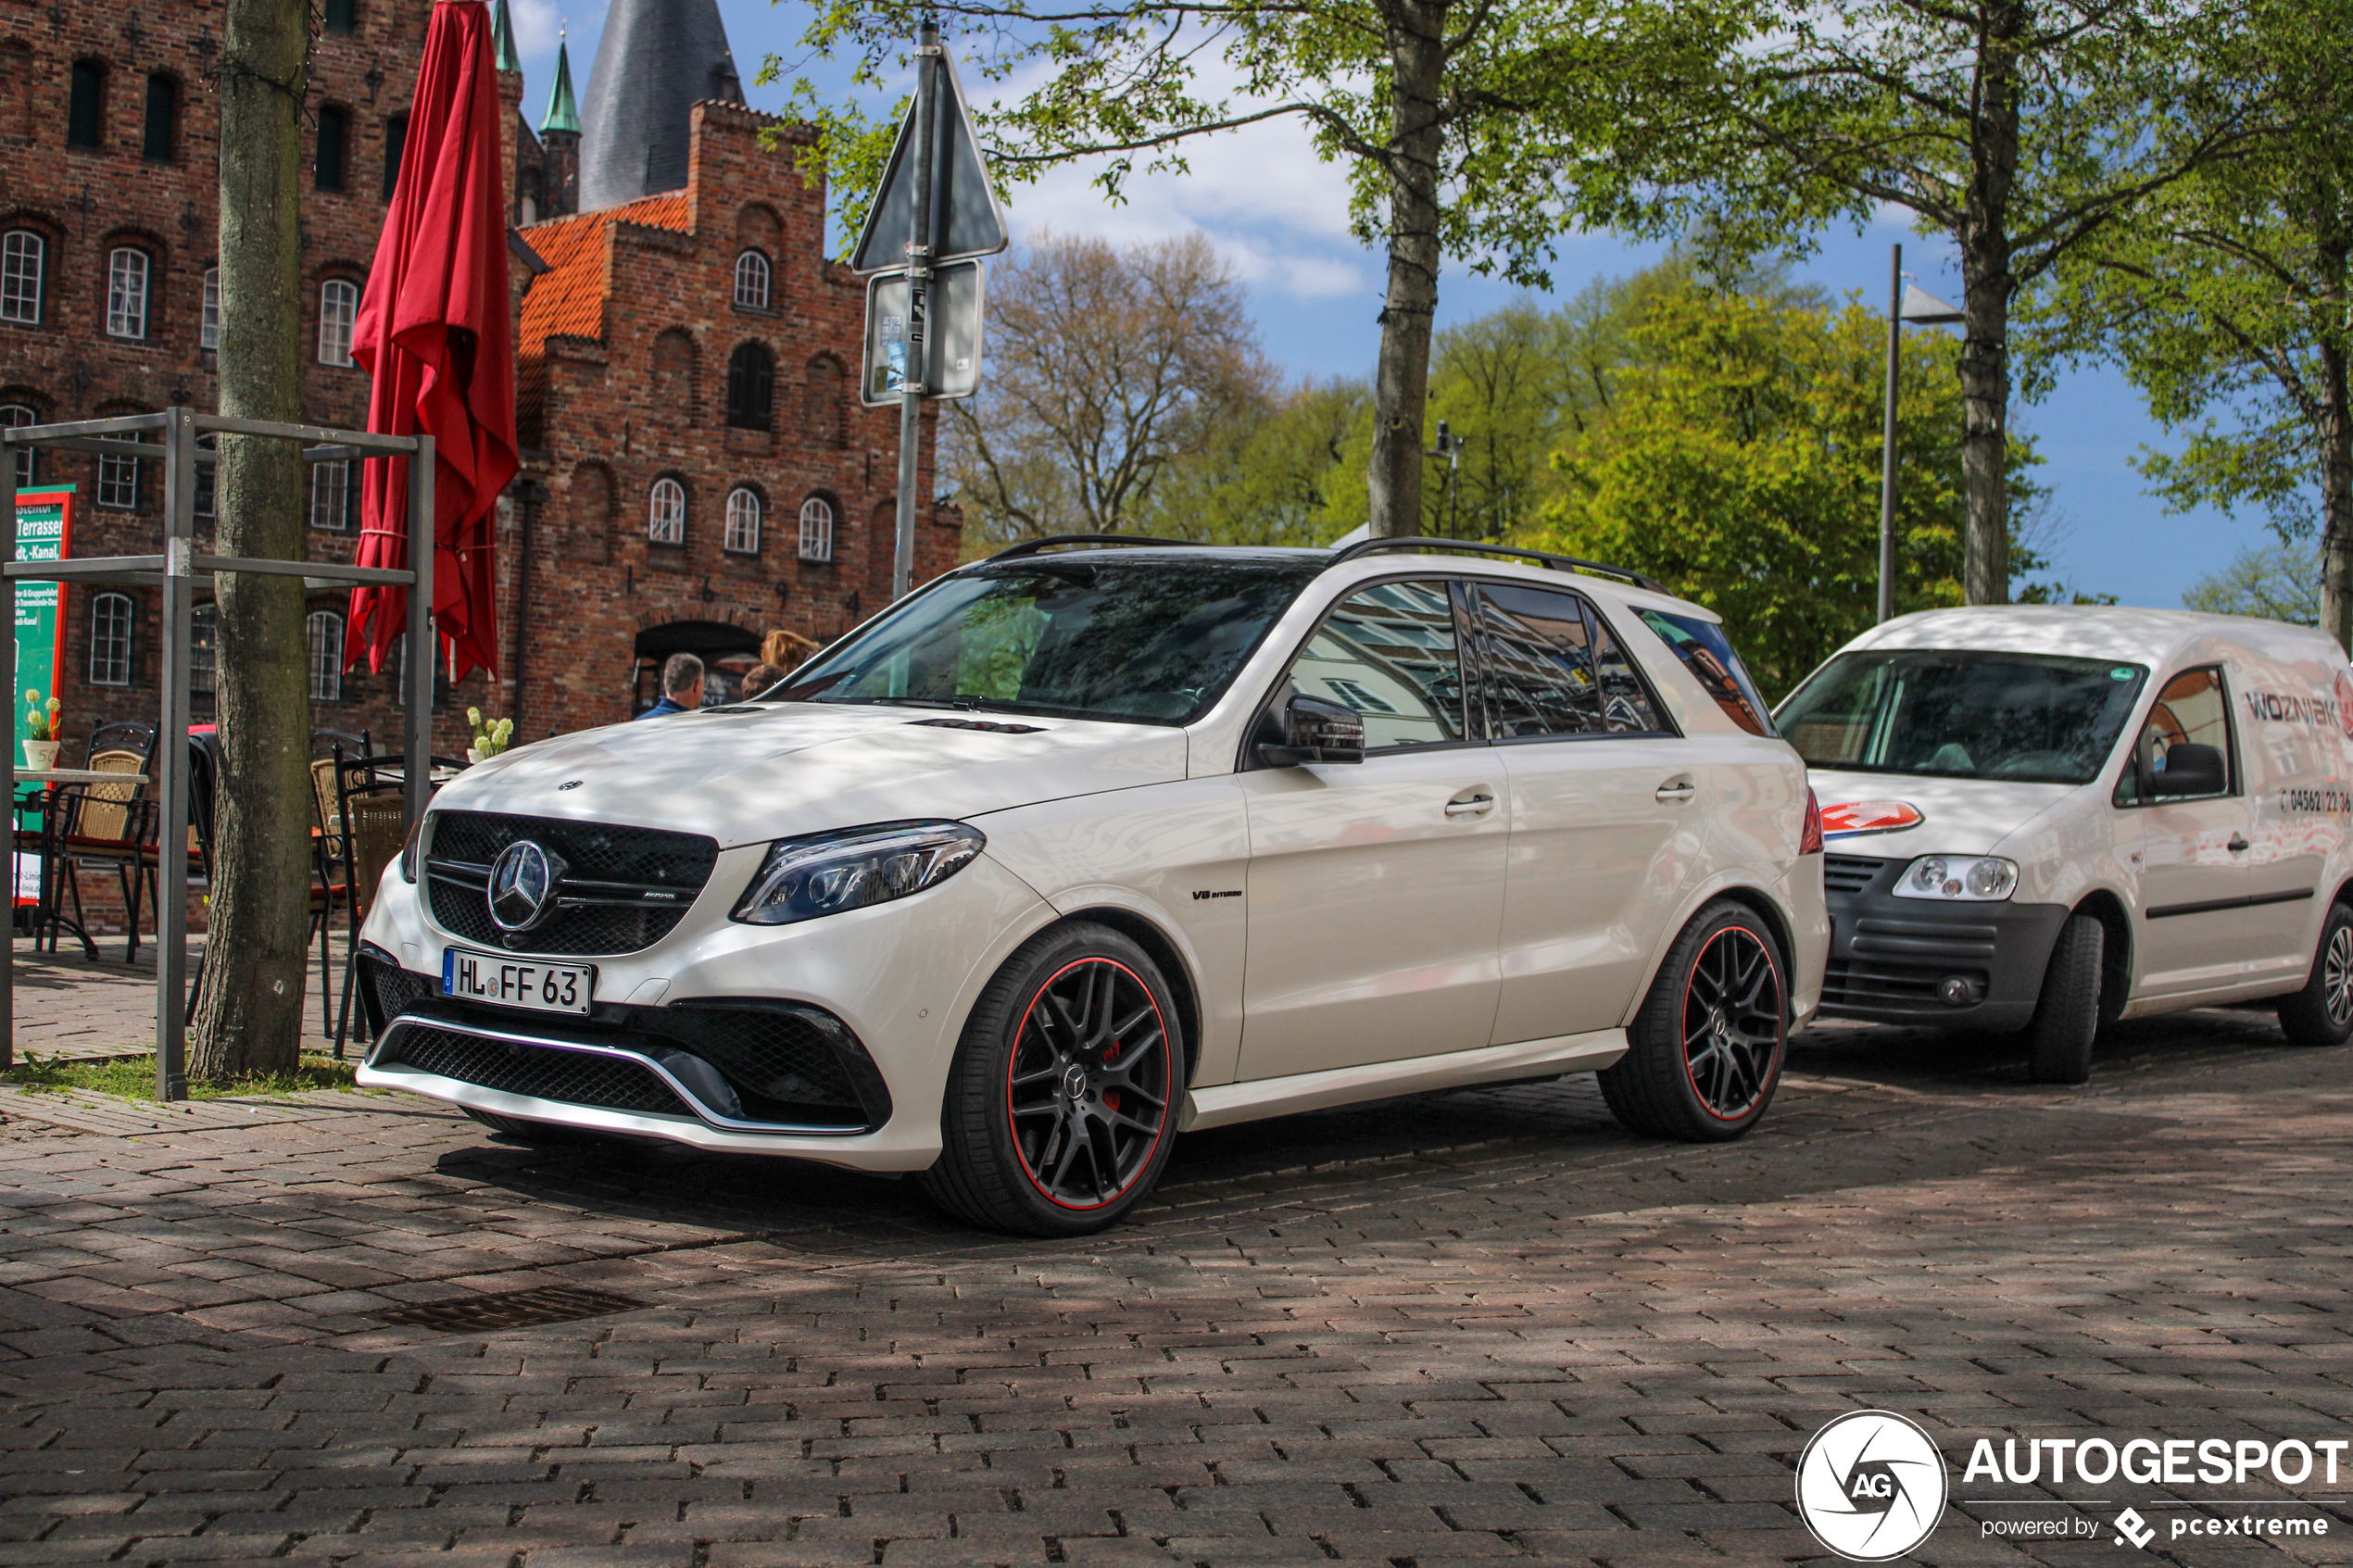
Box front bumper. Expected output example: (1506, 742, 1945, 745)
(1819, 854, 2070, 1031)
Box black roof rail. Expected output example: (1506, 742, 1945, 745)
(986, 533, 1227, 562)
(1324, 535, 1668, 595)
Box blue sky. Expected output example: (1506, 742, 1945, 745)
(505, 0, 2262, 611)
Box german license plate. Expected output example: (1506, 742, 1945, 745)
(441, 947, 594, 1015)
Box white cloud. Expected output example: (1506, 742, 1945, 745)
(510, 0, 564, 56)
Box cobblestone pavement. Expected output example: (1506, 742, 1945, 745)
(0, 1005, 2349, 1566)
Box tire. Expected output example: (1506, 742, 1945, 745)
(1599, 902, 1788, 1142)
(461, 1107, 609, 1146)
(2027, 911, 2104, 1084)
(919, 922, 1185, 1236)
(2277, 901, 2353, 1047)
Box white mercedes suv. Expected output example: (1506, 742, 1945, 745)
(354, 537, 1827, 1235)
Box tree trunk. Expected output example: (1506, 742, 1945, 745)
(1956, 1, 2025, 606)
(2319, 332, 2353, 650)
(191, 0, 312, 1081)
(1365, 0, 1448, 538)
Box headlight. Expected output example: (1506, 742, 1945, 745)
(1894, 854, 2019, 902)
(732, 821, 985, 925)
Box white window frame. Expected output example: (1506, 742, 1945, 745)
(798, 495, 834, 563)
(88, 592, 133, 686)
(724, 487, 761, 554)
(306, 609, 344, 702)
(96, 438, 142, 510)
(0, 231, 43, 325)
(648, 478, 686, 545)
(190, 604, 218, 698)
(318, 278, 358, 366)
(106, 247, 149, 340)
(200, 267, 220, 350)
(734, 249, 771, 309)
(308, 458, 349, 531)
(2, 405, 34, 489)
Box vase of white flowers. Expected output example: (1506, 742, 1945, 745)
(464, 708, 515, 766)
(20, 689, 60, 771)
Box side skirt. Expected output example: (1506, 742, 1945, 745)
(1180, 1029, 1629, 1133)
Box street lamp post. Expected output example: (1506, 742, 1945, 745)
(1878, 243, 1964, 623)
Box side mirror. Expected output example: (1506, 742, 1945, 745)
(2158, 741, 2226, 797)
(1257, 695, 1365, 767)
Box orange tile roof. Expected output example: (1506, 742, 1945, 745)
(517, 192, 692, 426)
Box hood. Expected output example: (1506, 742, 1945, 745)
(1806, 769, 2081, 861)
(434, 704, 1189, 847)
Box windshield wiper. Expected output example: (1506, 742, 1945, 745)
(862, 696, 981, 710)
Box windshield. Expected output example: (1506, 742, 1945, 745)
(1776, 649, 2148, 784)
(767, 556, 1321, 726)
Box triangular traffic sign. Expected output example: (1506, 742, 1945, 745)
(849, 45, 1010, 273)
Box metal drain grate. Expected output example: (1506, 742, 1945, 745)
(371, 1285, 648, 1332)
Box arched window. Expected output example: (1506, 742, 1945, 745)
(142, 73, 176, 161)
(199, 266, 219, 349)
(2, 404, 35, 488)
(318, 278, 359, 366)
(316, 105, 348, 192)
(382, 109, 409, 200)
(724, 487, 761, 554)
(725, 342, 774, 431)
(648, 477, 685, 545)
(733, 249, 771, 310)
(0, 230, 42, 323)
(308, 458, 349, 530)
(798, 495, 834, 563)
(306, 609, 344, 701)
(106, 247, 148, 339)
(67, 60, 102, 150)
(88, 592, 132, 686)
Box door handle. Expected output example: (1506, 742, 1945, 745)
(1444, 787, 1496, 818)
(1655, 779, 1697, 804)
(2228, 833, 2250, 852)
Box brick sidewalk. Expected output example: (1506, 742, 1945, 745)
(0, 1004, 2347, 1565)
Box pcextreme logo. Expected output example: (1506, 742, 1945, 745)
(1794, 1410, 1950, 1562)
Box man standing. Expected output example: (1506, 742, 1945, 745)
(635, 653, 705, 719)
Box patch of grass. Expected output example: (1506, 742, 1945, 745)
(0, 1052, 366, 1100)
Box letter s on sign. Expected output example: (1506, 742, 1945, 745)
(2199, 1438, 2233, 1485)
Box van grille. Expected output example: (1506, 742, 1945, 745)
(1823, 855, 1888, 896)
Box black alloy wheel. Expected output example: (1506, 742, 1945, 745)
(922, 922, 1184, 1236)
(1600, 901, 1787, 1142)
(2279, 900, 2353, 1047)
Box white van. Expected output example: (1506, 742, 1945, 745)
(1776, 607, 2353, 1081)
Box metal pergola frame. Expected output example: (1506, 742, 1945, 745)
(0, 408, 435, 1098)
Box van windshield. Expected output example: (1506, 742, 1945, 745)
(762, 556, 1321, 726)
(1775, 650, 2148, 784)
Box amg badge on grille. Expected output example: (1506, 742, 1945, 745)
(487, 840, 567, 932)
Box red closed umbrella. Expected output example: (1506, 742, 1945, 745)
(346, 0, 518, 681)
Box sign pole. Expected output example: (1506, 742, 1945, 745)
(892, 21, 941, 603)
(1878, 242, 1901, 625)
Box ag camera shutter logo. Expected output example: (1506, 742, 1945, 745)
(1795, 1410, 1949, 1562)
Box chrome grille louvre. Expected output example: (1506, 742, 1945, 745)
(423, 810, 719, 955)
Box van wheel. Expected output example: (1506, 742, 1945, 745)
(2277, 902, 2353, 1047)
(920, 922, 1183, 1236)
(2027, 912, 2104, 1084)
(1599, 902, 1786, 1142)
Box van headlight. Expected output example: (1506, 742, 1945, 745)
(1895, 855, 2019, 902)
(732, 821, 986, 925)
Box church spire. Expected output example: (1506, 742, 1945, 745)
(541, 32, 581, 136)
(489, 0, 522, 72)
(576, 0, 745, 210)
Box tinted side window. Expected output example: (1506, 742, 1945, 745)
(1639, 608, 1775, 736)
(1286, 581, 1466, 751)
(1471, 582, 1664, 738)
(2116, 665, 2233, 804)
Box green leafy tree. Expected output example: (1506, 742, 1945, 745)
(766, 0, 1726, 540)
(2042, 0, 2353, 646)
(2182, 541, 2322, 626)
(1523, 282, 2049, 697)
(1587, 0, 2265, 607)
(1134, 379, 1373, 546)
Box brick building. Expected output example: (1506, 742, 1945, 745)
(1, 0, 955, 772)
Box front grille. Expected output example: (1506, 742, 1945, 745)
(377, 1025, 694, 1117)
(638, 1003, 888, 1123)
(423, 811, 718, 955)
(1823, 854, 1888, 896)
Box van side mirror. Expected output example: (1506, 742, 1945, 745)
(1257, 696, 1365, 767)
(2158, 741, 2226, 797)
